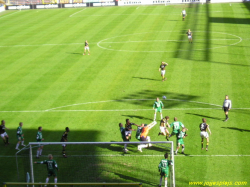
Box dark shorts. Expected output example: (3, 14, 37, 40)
(140, 136, 147, 141)
(48, 170, 57, 177)
(183, 14, 186, 17)
(223, 107, 229, 112)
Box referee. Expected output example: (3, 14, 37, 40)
(223, 95, 232, 122)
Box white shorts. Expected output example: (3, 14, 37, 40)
(200, 131, 209, 139)
(160, 127, 166, 133)
(125, 131, 131, 137)
(161, 70, 165, 76)
(85, 46, 89, 50)
(62, 144, 66, 147)
(188, 36, 192, 39)
(1, 132, 8, 138)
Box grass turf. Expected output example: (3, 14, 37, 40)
(0, 2, 250, 186)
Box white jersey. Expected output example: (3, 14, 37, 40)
(182, 10, 186, 15)
(223, 99, 232, 109)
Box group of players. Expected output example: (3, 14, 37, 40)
(119, 94, 232, 187)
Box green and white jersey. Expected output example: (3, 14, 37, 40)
(36, 131, 43, 142)
(170, 121, 184, 133)
(158, 159, 172, 171)
(17, 126, 23, 136)
(177, 130, 186, 140)
(37, 159, 58, 171)
(153, 101, 164, 109)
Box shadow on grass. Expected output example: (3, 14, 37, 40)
(186, 112, 223, 121)
(133, 76, 160, 81)
(116, 90, 200, 109)
(221, 127, 250, 132)
(121, 114, 153, 121)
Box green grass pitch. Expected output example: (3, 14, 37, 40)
(0, 2, 250, 186)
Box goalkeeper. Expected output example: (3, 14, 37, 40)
(158, 153, 173, 187)
(34, 154, 58, 187)
(137, 121, 157, 152)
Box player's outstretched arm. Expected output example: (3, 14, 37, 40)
(208, 126, 212, 135)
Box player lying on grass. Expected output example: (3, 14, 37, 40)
(119, 123, 131, 153)
(138, 121, 157, 152)
(158, 153, 173, 187)
(168, 117, 185, 139)
(34, 154, 58, 187)
(158, 116, 170, 141)
(175, 127, 188, 155)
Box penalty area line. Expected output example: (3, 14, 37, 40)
(69, 8, 86, 17)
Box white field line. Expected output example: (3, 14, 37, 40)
(0, 11, 21, 20)
(45, 98, 221, 111)
(4, 154, 250, 157)
(0, 108, 250, 113)
(136, 7, 139, 9)
(0, 37, 245, 48)
(69, 8, 86, 17)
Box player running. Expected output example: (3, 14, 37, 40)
(175, 127, 188, 155)
(125, 119, 140, 140)
(200, 118, 212, 151)
(158, 153, 173, 187)
(15, 122, 25, 150)
(0, 120, 10, 146)
(153, 97, 164, 121)
(168, 117, 185, 139)
(34, 154, 59, 187)
(61, 127, 70, 158)
(186, 29, 192, 43)
(119, 123, 130, 153)
(181, 9, 187, 21)
(158, 116, 170, 141)
(223, 95, 232, 122)
(138, 121, 157, 152)
(36, 126, 44, 158)
(159, 61, 168, 81)
(83, 40, 90, 55)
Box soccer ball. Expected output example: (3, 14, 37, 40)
(162, 96, 167, 100)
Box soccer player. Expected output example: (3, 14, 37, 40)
(175, 128, 188, 155)
(138, 121, 157, 152)
(181, 9, 187, 21)
(15, 122, 25, 150)
(125, 119, 139, 140)
(223, 95, 232, 122)
(159, 61, 168, 81)
(158, 116, 170, 141)
(34, 154, 58, 187)
(186, 29, 192, 43)
(158, 153, 173, 187)
(200, 118, 212, 151)
(83, 40, 90, 55)
(36, 126, 44, 158)
(61, 127, 70, 158)
(119, 123, 130, 153)
(0, 120, 10, 146)
(153, 97, 164, 121)
(168, 117, 185, 139)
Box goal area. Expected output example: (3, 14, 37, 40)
(15, 141, 175, 187)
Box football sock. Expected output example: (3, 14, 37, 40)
(165, 180, 168, 187)
(201, 141, 203, 149)
(182, 146, 185, 152)
(124, 144, 127, 149)
(16, 143, 20, 149)
(226, 114, 228, 119)
(39, 149, 43, 156)
(154, 114, 156, 121)
(54, 178, 57, 184)
(206, 143, 209, 148)
(37, 150, 40, 157)
(46, 177, 49, 183)
(159, 177, 162, 185)
(6, 137, 9, 143)
(21, 141, 24, 145)
(160, 114, 163, 120)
